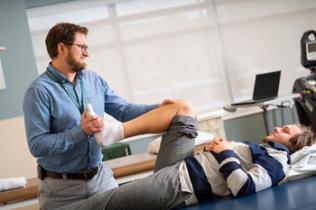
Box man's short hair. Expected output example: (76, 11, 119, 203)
(45, 22, 88, 59)
(290, 124, 316, 152)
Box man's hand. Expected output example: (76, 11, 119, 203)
(159, 98, 176, 107)
(205, 137, 233, 153)
(81, 113, 104, 136)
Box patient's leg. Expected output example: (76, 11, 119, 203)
(154, 115, 197, 171)
(123, 100, 195, 138)
(97, 100, 195, 147)
(123, 100, 197, 171)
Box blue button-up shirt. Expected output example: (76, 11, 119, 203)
(23, 64, 157, 173)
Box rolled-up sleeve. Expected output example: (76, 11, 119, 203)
(23, 87, 87, 158)
(103, 81, 158, 122)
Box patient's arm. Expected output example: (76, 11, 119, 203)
(204, 137, 232, 153)
(210, 142, 287, 197)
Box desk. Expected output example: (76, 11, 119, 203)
(228, 95, 298, 135)
(0, 178, 39, 204)
(105, 153, 156, 184)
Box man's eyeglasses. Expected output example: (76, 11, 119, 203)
(63, 43, 88, 52)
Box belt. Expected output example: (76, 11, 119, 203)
(45, 167, 98, 180)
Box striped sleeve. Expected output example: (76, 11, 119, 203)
(212, 143, 288, 197)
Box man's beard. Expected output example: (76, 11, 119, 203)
(66, 54, 86, 72)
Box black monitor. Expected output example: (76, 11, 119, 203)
(301, 30, 316, 71)
(253, 71, 281, 100)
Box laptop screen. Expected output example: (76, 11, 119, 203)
(252, 70, 281, 100)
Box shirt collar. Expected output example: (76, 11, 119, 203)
(47, 63, 84, 83)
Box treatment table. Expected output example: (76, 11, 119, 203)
(180, 175, 316, 210)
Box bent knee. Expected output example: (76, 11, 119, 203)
(175, 100, 194, 117)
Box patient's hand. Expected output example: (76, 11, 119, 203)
(205, 137, 233, 153)
(159, 98, 176, 107)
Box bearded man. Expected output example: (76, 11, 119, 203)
(23, 22, 173, 209)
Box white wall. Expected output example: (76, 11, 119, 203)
(0, 117, 37, 178)
(0, 0, 39, 179)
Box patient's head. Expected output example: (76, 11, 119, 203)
(263, 124, 316, 152)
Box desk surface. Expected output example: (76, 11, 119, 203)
(105, 153, 156, 178)
(230, 94, 299, 108)
(0, 178, 39, 204)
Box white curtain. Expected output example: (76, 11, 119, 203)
(216, 0, 314, 102)
(27, 0, 316, 114)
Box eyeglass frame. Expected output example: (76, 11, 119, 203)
(63, 43, 89, 52)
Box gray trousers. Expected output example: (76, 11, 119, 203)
(39, 163, 118, 210)
(61, 115, 198, 210)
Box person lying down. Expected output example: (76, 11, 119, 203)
(62, 101, 316, 210)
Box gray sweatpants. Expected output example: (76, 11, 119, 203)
(60, 115, 198, 210)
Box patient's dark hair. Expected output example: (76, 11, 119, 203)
(45, 22, 88, 59)
(290, 124, 316, 152)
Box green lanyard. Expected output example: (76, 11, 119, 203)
(46, 69, 85, 114)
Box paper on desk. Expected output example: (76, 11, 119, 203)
(0, 177, 27, 191)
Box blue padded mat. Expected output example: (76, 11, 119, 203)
(179, 176, 316, 210)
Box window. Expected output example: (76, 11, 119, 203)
(216, 0, 314, 101)
(27, 0, 225, 114)
(27, 0, 316, 114)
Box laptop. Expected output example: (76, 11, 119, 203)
(231, 70, 281, 106)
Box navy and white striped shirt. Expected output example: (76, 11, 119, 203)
(178, 141, 290, 205)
